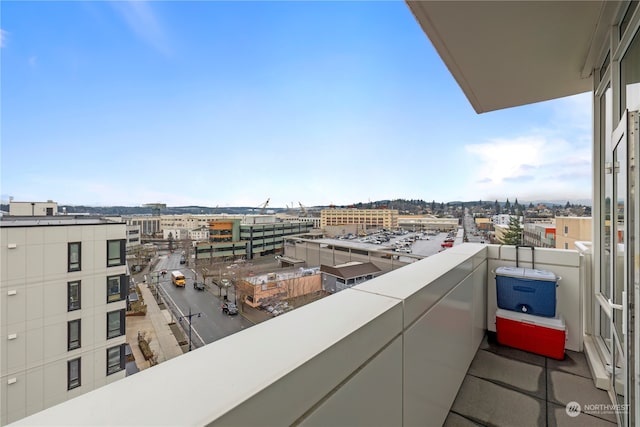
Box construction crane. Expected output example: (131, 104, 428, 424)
(143, 203, 166, 216)
(298, 202, 308, 217)
(256, 198, 270, 214)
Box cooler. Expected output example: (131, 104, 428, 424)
(495, 308, 566, 360)
(495, 266, 558, 317)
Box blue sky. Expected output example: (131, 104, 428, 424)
(1, 1, 592, 208)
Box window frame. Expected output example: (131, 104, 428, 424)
(107, 274, 128, 303)
(68, 242, 81, 272)
(106, 344, 125, 376)
(107, 309, 125, 339)
(68, 319, 81, 351)
(67, 280, 81, 312)
(67, 358, 81, 390)
(107, 239, 126, 267)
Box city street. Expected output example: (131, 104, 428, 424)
(149, 252, 253, 349)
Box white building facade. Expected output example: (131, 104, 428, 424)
(0, 216, 129, 425)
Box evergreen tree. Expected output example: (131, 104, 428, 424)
(431, 200, 436, 212)
(494, 200, 501, 214)
(501, 216, 523, 245)
(528, 202, 534, 209)
(168, 232, 174, 252)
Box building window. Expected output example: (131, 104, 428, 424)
(107, 309, 125, 339)
(564, 243, 569, 249)
(107, 274, 128, 303)
(68, 242, 81, 272)
(107, 239, 126, 267)
(68, 281, 81, 311)
(106, 345, 125, 375)
(68, 358, 81, 390)
(68, 319, 81, 351)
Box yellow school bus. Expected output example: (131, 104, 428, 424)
(171, 270, 186, 287)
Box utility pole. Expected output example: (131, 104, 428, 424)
(179, 308, 201, 352)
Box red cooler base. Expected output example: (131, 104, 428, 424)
(496, 309, 566, 360)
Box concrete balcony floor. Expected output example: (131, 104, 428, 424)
(446, 333, 617, 427)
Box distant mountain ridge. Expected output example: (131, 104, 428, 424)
(0, 198, 592, 216)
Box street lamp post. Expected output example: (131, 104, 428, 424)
(179, 308, 202, 352)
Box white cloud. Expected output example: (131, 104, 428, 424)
(460, 92, 593, 202)
(28, 56, 37, 67)
(465, 136, 546, 185)
(110, 1, 171, 56)
(1, 29, 8, 48)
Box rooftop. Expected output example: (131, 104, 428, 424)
(0, 215, 123, 227)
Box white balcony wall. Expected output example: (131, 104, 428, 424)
(11, 243, 584, 427)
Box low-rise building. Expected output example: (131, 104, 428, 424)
(321, 262, 381, 293)
(188, 226, 209, 242)
(397, 215, 458, 232)
(124, 215, 160, 237)
(8, 200, 58, 216)
(555, 217, 592, 250)
(236, 268, 322, 308)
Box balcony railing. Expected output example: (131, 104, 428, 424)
(10, 243, 591, 426)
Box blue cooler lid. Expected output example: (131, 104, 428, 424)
(495, 266, 557, 282)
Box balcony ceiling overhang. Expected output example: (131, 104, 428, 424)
(406, 1, 618, 113)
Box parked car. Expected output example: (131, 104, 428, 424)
(193, 281, 205, 291)
(222, 302, 238, 315)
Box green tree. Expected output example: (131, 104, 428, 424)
(501, 216, 523, 245)
(168, 232, 174, 252)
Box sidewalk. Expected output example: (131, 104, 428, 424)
(126, 260, 185, 373)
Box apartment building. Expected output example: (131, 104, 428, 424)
(0, 216, 129, 425)
(522, 222, 556, 248)
(555, 216, 593, 250)
(321, 208, 398, 230)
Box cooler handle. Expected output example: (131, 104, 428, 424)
(516, 245, 535, 269)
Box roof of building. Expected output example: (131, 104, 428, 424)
(0, 216, 122, 227)
(321, 262, 381, 279)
